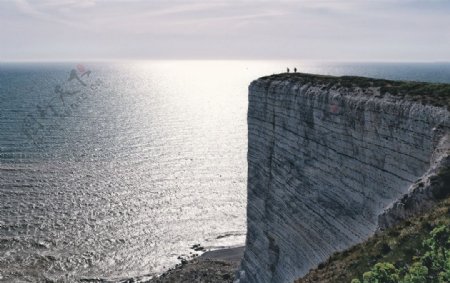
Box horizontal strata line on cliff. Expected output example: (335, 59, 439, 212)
(248, 135, 406, 197)
(248, 106, 436, 163)
(262, 145, 400, 201)
(249, 129, 420, 198)
(254, 73, 450, 109)
(273, 102, 450, 139)
(248, 118, 425, 183)
(250, 146, 414, 215)
(248, 150, 372, 201)
(270, 119, 429, 171)
(271, 128, 418, 184)
(249, 97, 443, 149)
(249, 149, 390, 217)
(250, 112, 432, 165)
(266, 170, 380, 229)
(249, 91, 449, 135)
(253, 125, 423, 183)
(266, 213, 345, 260)
(251, 155, 400, 224)
(250, 82, 449, 123)
(278, 192, 371, 244)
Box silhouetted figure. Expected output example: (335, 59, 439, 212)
(294, 67, 297, 73)
(287, 68, 290, 73)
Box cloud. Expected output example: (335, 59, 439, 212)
(14, 0, 92, 28)
(2, 0, 450, 60)
(31, 0, 97, 9)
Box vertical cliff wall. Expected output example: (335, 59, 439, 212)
(238, 74, 450, 283)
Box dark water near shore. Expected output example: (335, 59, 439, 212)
(1, 61, 450, 282)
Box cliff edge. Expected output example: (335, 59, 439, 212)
(237, 73, 450, 283)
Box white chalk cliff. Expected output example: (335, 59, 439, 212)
(237, 74, 450, 283)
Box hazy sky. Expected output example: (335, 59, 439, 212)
(1, 0, 450, 61)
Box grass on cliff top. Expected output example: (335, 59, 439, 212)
(260, 73, 450, 110)
(295, 191, 450, 283)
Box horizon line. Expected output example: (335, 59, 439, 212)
(1, 59, 450, 64)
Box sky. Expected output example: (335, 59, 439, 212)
(1, 0, 450, 62)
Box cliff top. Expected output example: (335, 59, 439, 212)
(259, 73, 450, 110)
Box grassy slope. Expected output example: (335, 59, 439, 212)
(296, 195, 450, 283)
(260, 73, 450, 110)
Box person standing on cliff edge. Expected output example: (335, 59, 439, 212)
(294, 67, 297, 73)
(287, 68, 290, 73)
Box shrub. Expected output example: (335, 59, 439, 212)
(402, 262, 428, 283)
(362, 263, 399, 283)
(352, 225, 450, 283)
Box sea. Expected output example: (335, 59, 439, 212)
(1, 61, 450, 282)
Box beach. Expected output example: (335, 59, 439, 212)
(146, 247, 244, 283)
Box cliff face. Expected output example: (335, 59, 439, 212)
(237, 74, 450, 283)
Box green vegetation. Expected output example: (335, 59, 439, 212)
(295, 194, 450, 283)
(261, 73, 450, 110)
(351, 225, 450, 283)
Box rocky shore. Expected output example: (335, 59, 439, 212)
(145, 247, 244, 283)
